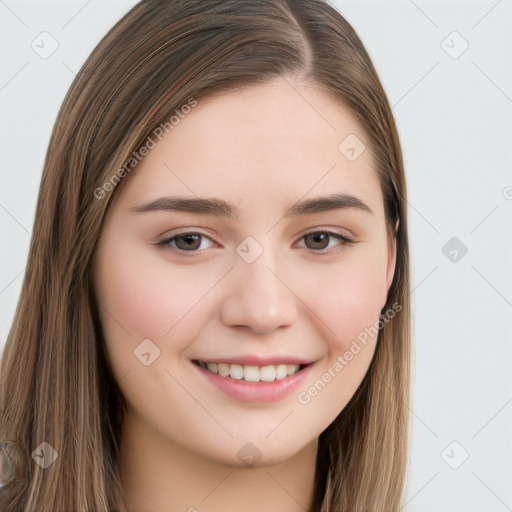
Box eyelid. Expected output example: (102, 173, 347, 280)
(299, 226, 355, 241)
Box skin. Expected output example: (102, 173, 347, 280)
(93, 76, 396, 512)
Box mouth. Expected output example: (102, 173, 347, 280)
(192, 360, 310, 382)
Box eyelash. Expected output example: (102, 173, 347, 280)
(154, 229, 355, 257)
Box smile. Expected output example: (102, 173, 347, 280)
(193, 360, 305, 382)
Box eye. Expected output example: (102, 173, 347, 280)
(155, 231, 216, 255)
(155, 229, 355, 257)
(297, 230, 355, 254)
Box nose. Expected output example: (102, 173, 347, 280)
(219, 246, 298, 334)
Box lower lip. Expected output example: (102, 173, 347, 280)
(193, 362, 314, 403)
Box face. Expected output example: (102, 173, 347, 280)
(93, 77, 396, 467)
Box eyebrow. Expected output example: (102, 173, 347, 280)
(129, 192, 374, 218)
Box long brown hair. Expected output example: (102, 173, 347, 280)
(0, 1, 410, 510)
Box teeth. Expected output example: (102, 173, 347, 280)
(198, 361, 302, 381)
(259, 365, 274, 382)
(218, 363, 230, 377)
(229, 364, 244, 380)
(286, 364, 297, 376)
(275, 364, 288, 380)
(244, 366, 260, 382)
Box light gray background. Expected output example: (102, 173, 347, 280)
(1, 1, 511, 510)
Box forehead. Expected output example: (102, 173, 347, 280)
(117, 78, 383, 217)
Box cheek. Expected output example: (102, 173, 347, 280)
(293, 251, 388, 425)
(93, 243, 213, 370)
(302, 247, 389, 353)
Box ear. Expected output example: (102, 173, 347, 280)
(385, 220, 398, 295)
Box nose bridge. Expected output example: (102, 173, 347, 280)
(219, 236, 298, 333)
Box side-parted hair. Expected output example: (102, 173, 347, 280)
(0, 1, 410, 510)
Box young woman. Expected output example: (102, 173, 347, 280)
(0, 1, 411, 510)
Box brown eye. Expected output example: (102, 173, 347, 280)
(173, 233, 202, 251)
(300, 231, 354, 254)
(304, 232, 331, 250)
(156, 232, 215, 254)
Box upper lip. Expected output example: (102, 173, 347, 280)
(193, 355, 314, 366)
